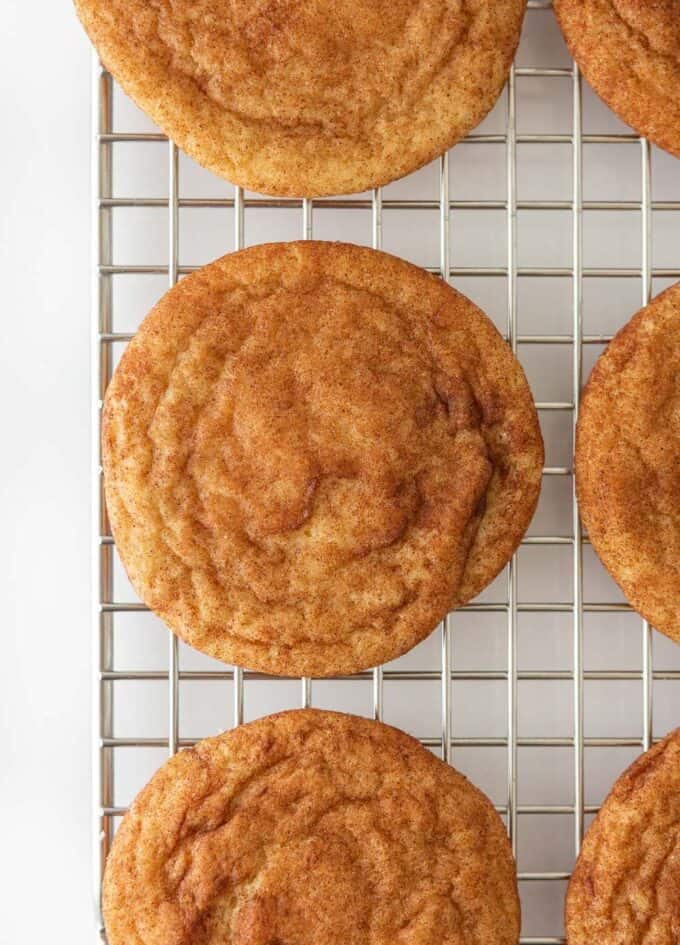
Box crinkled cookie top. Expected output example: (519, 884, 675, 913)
(576, 282, 680, 645)
(566, 727, 680, 945)
(74, 0, 527, 195)
(103, 242, 543, 676)
(103, 709, 521, 945)
(555, 0, 680, 158)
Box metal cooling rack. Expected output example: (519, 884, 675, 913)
(91, 2, 680, 941)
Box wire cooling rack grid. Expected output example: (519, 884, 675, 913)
(92, 3, 680, 941)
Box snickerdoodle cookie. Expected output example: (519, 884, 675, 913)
(554, 0, 680, 158)
(576, 282, 680, 644)
(74, 0, 527, 196)
(566, 727, 680, 945)
(103, 241, 543, 676)
(103, 709, 521, 945)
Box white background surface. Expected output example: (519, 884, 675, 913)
(2, 3, 679, 944)
(1, 4, 92, 943)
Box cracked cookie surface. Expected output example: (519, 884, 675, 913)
(566, 727, 680, 945)
(554, 0, 680, 158)
(576, 282, 680, 645)
(103, 242, 543, 676)
(73, 0, 527, 196)
(103, 709, 521, 945)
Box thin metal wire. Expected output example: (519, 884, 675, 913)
(99, 131, 649, 146)
(95, 331, 654, 346)
(233, 666, 244, 726)
(371, 187, 383, 251)
(233, 185, 245, 728)
(640, 141, 654, 753)
(234, 185, 245, 250)
(109, 532, 588, 546)
(98, 262, 680, 279)
(506, 64, 519, 854)
(301, 677, 312, 710)
(571, 63, 585, 856)
(100, 195, 680, 212)
(372, 185, 384, 723)
(299, 198, 313, 711)
(100, 669, 680, 683)
(302, 197, 313, 241)
(167, 143, 180, 758)
(440, 153, 452, 765)
(101, 801, 607, 818)
(102, 599, 641, 615)
(92, 58, 114, 934)
(101, 734, 655, 751)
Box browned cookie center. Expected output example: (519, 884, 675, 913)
(150, 280, 491, 631)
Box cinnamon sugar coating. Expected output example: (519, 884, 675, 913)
(103, 242, 543, 676)
(576, 282, 680, 645)
(566, 727, 680, 945)
(103, 710, 521, 945)
(555, 0, 680, 158)
(74, 0, 527, 196)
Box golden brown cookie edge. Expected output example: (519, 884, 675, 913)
(102, 241, 544, 676)
(554, 0, 680, 159)
(575, 282, 680, 645)
(103, 708, 521, 945)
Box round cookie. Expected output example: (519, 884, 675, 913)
(103, 709, 521, 945)
(566, 727, 680, 945)
(575, 282, 680, 644)
(74, 0, 527, 197)
(103, 241, 543, 676)
(554, 0, 680, 158)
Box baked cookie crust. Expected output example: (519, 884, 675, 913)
(103, 709, 521, 945)
(103, 241, 543, 676)
(576, 282, 680, 645)
(74, 0, 527, 196)
(554, 0, 680, 158)
(566, 727, 680, 945)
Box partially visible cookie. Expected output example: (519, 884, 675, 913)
(554, 0, 680, 158)
(103, 241, 543, 677)
(74, 0, 527, 197)
(575, 282, 680, 645)
(566, 727, 680, 945)
(103, 710, 521, 945)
